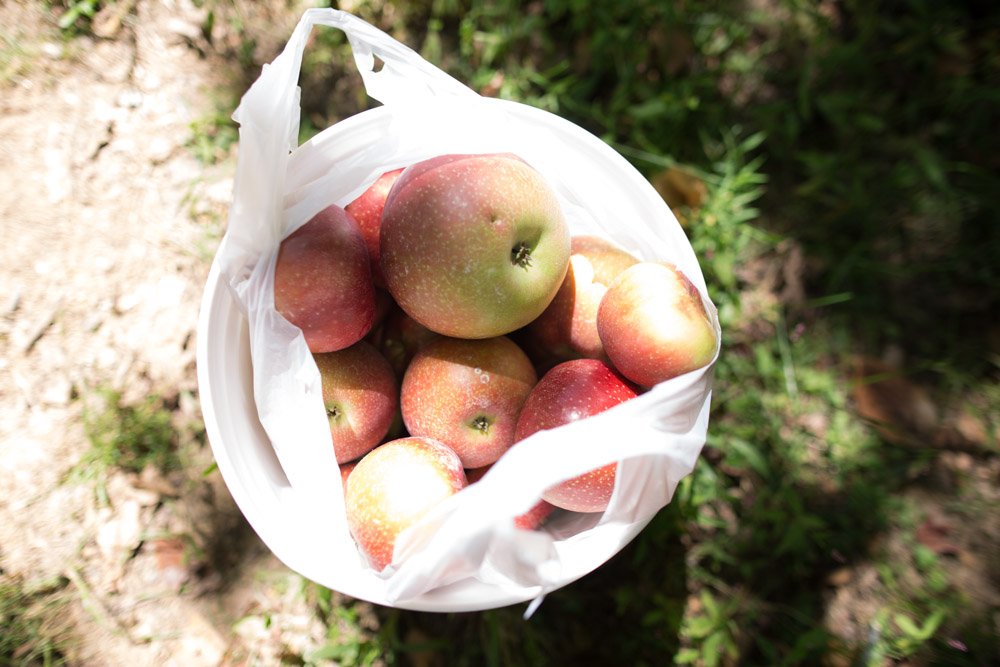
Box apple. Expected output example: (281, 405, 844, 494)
(339, 460, 357, 495)
(345, 167, 405, 288)
(465, 465, 556, 530)
(345, 437, 467, 571)
(379, 306, 438, 379)
(363, 287, 396, 352)
(314, 340, 399, 464)
(528, 235, 639, 360)
(514, 358, 639, 513)
(401, 335, 537, 469)
(273, 204, 375, 353)
(597, 262, 717, 387)
(380, 153, 571, 339)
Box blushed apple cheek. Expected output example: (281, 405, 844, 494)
(383, 467, 454, 522)
(569, 254, 596, 286)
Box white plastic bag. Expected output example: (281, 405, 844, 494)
(210, 8, 719, 612)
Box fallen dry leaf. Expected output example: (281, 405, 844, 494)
(851, 356, 939, 445)
(650, 167, 707, 224)
(915, 514, 960, 556)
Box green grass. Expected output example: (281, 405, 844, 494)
(186, 109, 239, 166)
(54, 0, 104, 35)
(0, 574, 71, 667)
(70, 387, 194, 504)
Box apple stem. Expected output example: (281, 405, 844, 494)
(511, 242, 533, 270)
(471, 416, 490, 435)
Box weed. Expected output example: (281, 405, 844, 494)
(71, 387, 185, 503)
(305, 584, 394, 666)
(1, 31, 34, 85)
(186, 110, 238, 166)
(0, 574, 71, 666)
(55, 0, 103, 35)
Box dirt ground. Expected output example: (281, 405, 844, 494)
(0, 2, 343, 664)
(2, 2, 998, 666)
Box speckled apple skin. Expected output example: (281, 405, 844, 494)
(273, 205, 375, 353)
(529, 236, 639, 360)
(466, 465, 556, 530)
(514, 359, 639, 513)
(345, 168, 405, 288)
(380, 153, 570, 339)
(597, 262, 717, 387)
(345, 437, 467, 572)
(401, 336, 537, 469)
(314, 341, 399, 464)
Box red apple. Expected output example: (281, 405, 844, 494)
(597, 262, 717, 387)
(466, 465, 556, 530)
(379, 305, 438, 379)
(273, 205, 375, 353)
(314, 341, 399, 464)
(345, 167, 405, 288)
(401, 335, 537, 468)
(514, 359, 639, 513)
(380, 153, 570, 339)
(363, 287, 396, 351)
(345, 437, 467, 571)
(339, 460, 357, 495)
(528, 235, 639, 360)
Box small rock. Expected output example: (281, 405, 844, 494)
(96, 499, 143, 561)
(41, 42, 63, 59)
(166, 18, 202, 41)
(149, 137, 175, 163)
(40, 377, 73, 406)
(115, 290, 142, 313)
(116, 88, 143, 109)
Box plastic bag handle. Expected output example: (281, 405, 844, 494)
(235, 8, 475, 150)
(223, 8, 476, 280)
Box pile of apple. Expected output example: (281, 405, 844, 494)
(273, 153, 717, 572)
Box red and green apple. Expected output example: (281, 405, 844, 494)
(380, 153, 570, 339)
(401, 335, 537, 469)
(597, 262, 717, 387)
